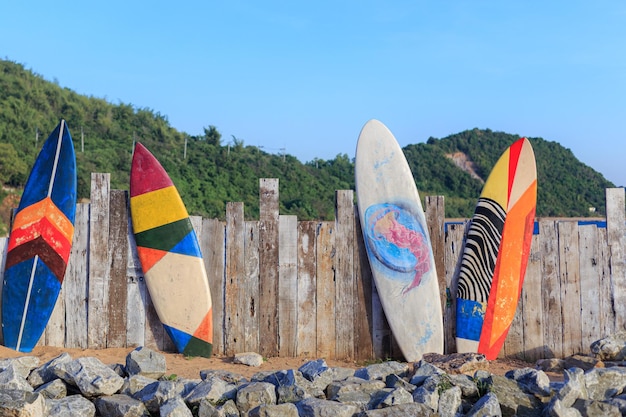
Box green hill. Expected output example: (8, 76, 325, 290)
(0, 59, 615, 235)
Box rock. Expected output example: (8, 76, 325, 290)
(489, 374, 542, 417)
(200, 369, 247, 384)
(409, 360, 446, 386)
(384, 373, 416, 392)
(0, 390, 46, 416)
(160, 397, 193, 417)
(34, 378, 67, 399)
(95, 394, 150, 417)
(120, 374, 159, 396)
(0, 365, 33, 391)
(411, 375, 440, 411)
(536, 358, 565, 373)
(466, 392, 502, 417)
(248, 402, 299, 417)
(27, 352, 72, 388)
(0, 356, 40, 379)
(354, 361, 409, 381)
(326, 376, 386, 408)
(234, 352, 264, 367)
(46, 394, 96, 417)
(438, 385, 463, 417)
(125, 346, 167, 379)
(504, 367, 551, 396)
(236, 382, 277, 414)
(296, 397, 359, 417)
(590, 332, 626, 361)
(583, 367, 626, 400)
(133, 380, 184, 414)
(573, 398, 621, 416)
(184, 375, 238, 407)
(359, 402, 440, 416)
(562, 355, 604, 371)
(370, 386, 413, 408)
(197, 398, 239, 417)
(52, 356, 125, 397)
(299, 359, 329, 381)
(422, 352, 489, 374)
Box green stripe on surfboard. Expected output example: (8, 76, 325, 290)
(134, 218, 194, 251)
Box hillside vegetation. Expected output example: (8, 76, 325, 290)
(0, 59, 615, 235)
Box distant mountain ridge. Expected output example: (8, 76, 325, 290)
(0, 58, 615, 235)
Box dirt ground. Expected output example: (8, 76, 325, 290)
(0, 345, 548, 381)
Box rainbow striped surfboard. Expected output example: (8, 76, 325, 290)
(130, 142, 213, 357)
(2, 120, 76, 352)
(455, 137, 537, 360)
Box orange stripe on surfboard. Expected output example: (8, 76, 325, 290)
(136, 246, 169, 272)
(193, 308, 213, 344)
(477, 180, 537, 359)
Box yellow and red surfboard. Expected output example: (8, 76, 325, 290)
(130, 142, 213, 357)
(455, 137, 537, 360)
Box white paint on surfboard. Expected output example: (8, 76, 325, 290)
(355, 119, 443, 361)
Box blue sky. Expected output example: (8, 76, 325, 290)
(2, 1, 625, 186)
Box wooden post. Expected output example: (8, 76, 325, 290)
(444, 222, 465, 354)
(540, 220, 563, 358)
(225, 202, 245, 355)
(243, 220, 260, 352)
(88, 173, 111, 349)
(354, 207, 374, 361)
(521, 234, 544, 362)
(297, 221, 318, 357)
(279, 215, 298, 356)
(107, 190, 129, 348)
(316, 222, 336, 358)
(335, 190, 354, 360)
(606, 188, 626, 331)
(426, 196, 446, 322)
(201, 218, 226, 355)
(259, 178, 279, 357)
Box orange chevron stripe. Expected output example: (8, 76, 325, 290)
(7, 216, 73, 265)
(193, 308, 213, 344)
(136, 246, 169, 272)
(11, 197, 74, 244)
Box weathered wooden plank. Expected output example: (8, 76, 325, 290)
(444, 222, 466, 354)
(143, 275, 164, 351)
(126, 225, 146, 348)
(540, 220, 563, 358)
(521, 234, 544, 362)
(578, 224, 602, 352)
(225, 202, 245, 355)
(597, 228, 615, 336)
(335, 190, 354, 360)
(259, 179, 280, 357)
(297, 221, 317, 357)
(353, 208, 374, 361)
(501, 292, 524, 359)
(606, 188, 626, 331)
(279, 215, 298, 357)
(316, 222, 336, 358)
(426, 196, 446, 324)
(201, 218, 225, 356)
(558, 221, 582, 357)
(107, 190, 129, 348)
(243, 220, 260, 352)
(87, 173, 110, 348)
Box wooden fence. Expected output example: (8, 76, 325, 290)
(0, 173, 625, 363)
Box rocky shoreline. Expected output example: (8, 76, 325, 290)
(3, 332, 626, 416)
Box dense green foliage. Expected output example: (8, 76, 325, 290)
(0, 59, 616, 235)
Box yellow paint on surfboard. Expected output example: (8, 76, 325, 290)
(130, 186, 189, 233)
(480, 148, 509, 208)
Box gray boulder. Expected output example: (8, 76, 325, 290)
(160, 397, 193, 417)
(95, 393, 150, 417)
(296, 397, 359, 417)
(590, 332, 626, 361)
(46, 394, 96, 417)
(52, 357, 124, 397)
(27, 352, 72, 387)
(236, 382, 277, 414)
(125, 346, 167, 379)
(34, 378, 67, 399)
(0, 390, 46, 416)
(466, 392, 502, 417)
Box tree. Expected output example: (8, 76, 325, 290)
(0, 143, 28, 186)
(203, 125, 221, 146)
